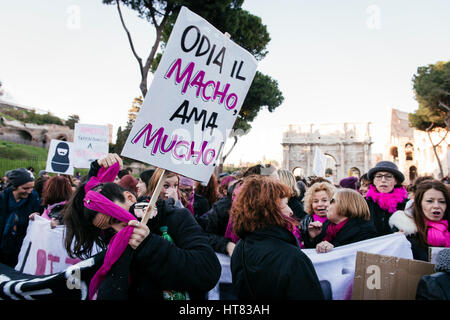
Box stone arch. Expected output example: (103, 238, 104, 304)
(409, 166, 418, 182)
(405, 143, 414, 161)
(324, 153, 338, 184)
(390, 146, 398, 161)
(17, 130, 32, 142)
(292, 166, 304, 178)
(56, 134, 68, 141)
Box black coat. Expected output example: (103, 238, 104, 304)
(200, 194, 234, 254)
(130, 198, 221, 300)
(366, 197, 408, 236)
(87, 159, 221, 299)
(0, 187, 41, 267)
(193, 193, 210, 219)
(416, 272, 450, 300)
(288, 196, 307, 221)
(230, 225, 324, 300)
(302, 217, 378, 249)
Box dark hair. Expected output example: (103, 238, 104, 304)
(139, 169, 155, 189)
(41, 176, 73, 206)
(34, 176, 50, 198)
(118, 169, 130, 179)
(63, 182, 128, 259)
(407, 175, 434, 194)
(413, 180, 450, 247)
(195, 173, 219, 207)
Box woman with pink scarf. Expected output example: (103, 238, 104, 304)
(389, 180, 450, 261)
(365, 161, 409, 236)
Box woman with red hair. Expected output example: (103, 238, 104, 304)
(40, 175, 73, 227)
(230, 175, 324, 300)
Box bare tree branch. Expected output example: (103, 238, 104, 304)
(439, 100, 450, 111)
(116, 1, 144, 77)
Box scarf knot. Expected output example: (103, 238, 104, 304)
(366, 185, 408, 214)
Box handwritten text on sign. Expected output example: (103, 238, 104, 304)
(122, 6, 257, 183)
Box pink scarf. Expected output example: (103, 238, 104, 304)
(83, 162, 138, 300)
(366, 185, 408, 214)
(426, 219, 450, 247)
(313, 214, 328, 224)
(323, 218, 348, 242)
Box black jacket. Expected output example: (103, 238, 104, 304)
(193, 194, 210, 219)
(87, 159, 221, 299)
(200, 194, 234, 254)
(302, 218, 378, 249)
(230, 225, 324, 300)
(129, 198, 221, 299)
(0, 187, 41, 267)
(416, 272, 450, 300)
(288, 196, 307, 221)
(366, 197, 408, 236)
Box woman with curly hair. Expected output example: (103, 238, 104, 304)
(230, 175, 324, 300)
(299, 181, 336, 244)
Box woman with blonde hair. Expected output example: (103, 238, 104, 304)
(230, 175, 324, 299)
(277, 169, 307, 220)
(304, 188, 377, 252)
(299, 181, 336, 243)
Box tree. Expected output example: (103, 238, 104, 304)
(114, 96, 143, 155)
(409, 61, 450, 178)
(65, 114, 80, 129)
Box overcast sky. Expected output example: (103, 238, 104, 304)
(1, 0, 449, 165)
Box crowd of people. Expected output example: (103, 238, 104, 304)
(0, 154, 448, 300)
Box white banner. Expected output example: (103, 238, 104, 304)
(208, 233, 413, 300)
(15, 215, 81, 275)
(73, 123, 109, 168)
(121, 6, 258, 183)
(45, 139, 74, 175)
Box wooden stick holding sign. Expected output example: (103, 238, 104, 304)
(140, 169, 166, 225)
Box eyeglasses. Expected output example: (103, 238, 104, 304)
(374, 174, 394, 181)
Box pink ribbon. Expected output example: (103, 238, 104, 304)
(83, 162, 137, 299)
(85, 162, 120, 193)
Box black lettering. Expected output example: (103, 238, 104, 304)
(181, 25, 200, 52)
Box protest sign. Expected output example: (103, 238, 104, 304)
(207, 233, 413, 300)
(15, 215, 101, 276)
(73, 123, 109, 168)
(352, 251, 435, 300)
(45, 139, 74, 175)
(16, 215, 80, 275)
(121, 6, 258, 183)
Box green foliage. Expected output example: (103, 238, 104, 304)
(409, 61, 450, 131)
(0, 140, 49, 160)
(0, 107, 64, 126)
(66, 114, 80, 129)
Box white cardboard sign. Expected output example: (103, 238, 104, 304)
(73, 123, 109, 168)
(45, 139, 74, 175)
(121, 6, 257, 183)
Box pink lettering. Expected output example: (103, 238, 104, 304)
(47, 254, 60, 274)
(35, 249, 46, 275)
(165, 58, 238, 110)
(132, 122, 219, 166)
